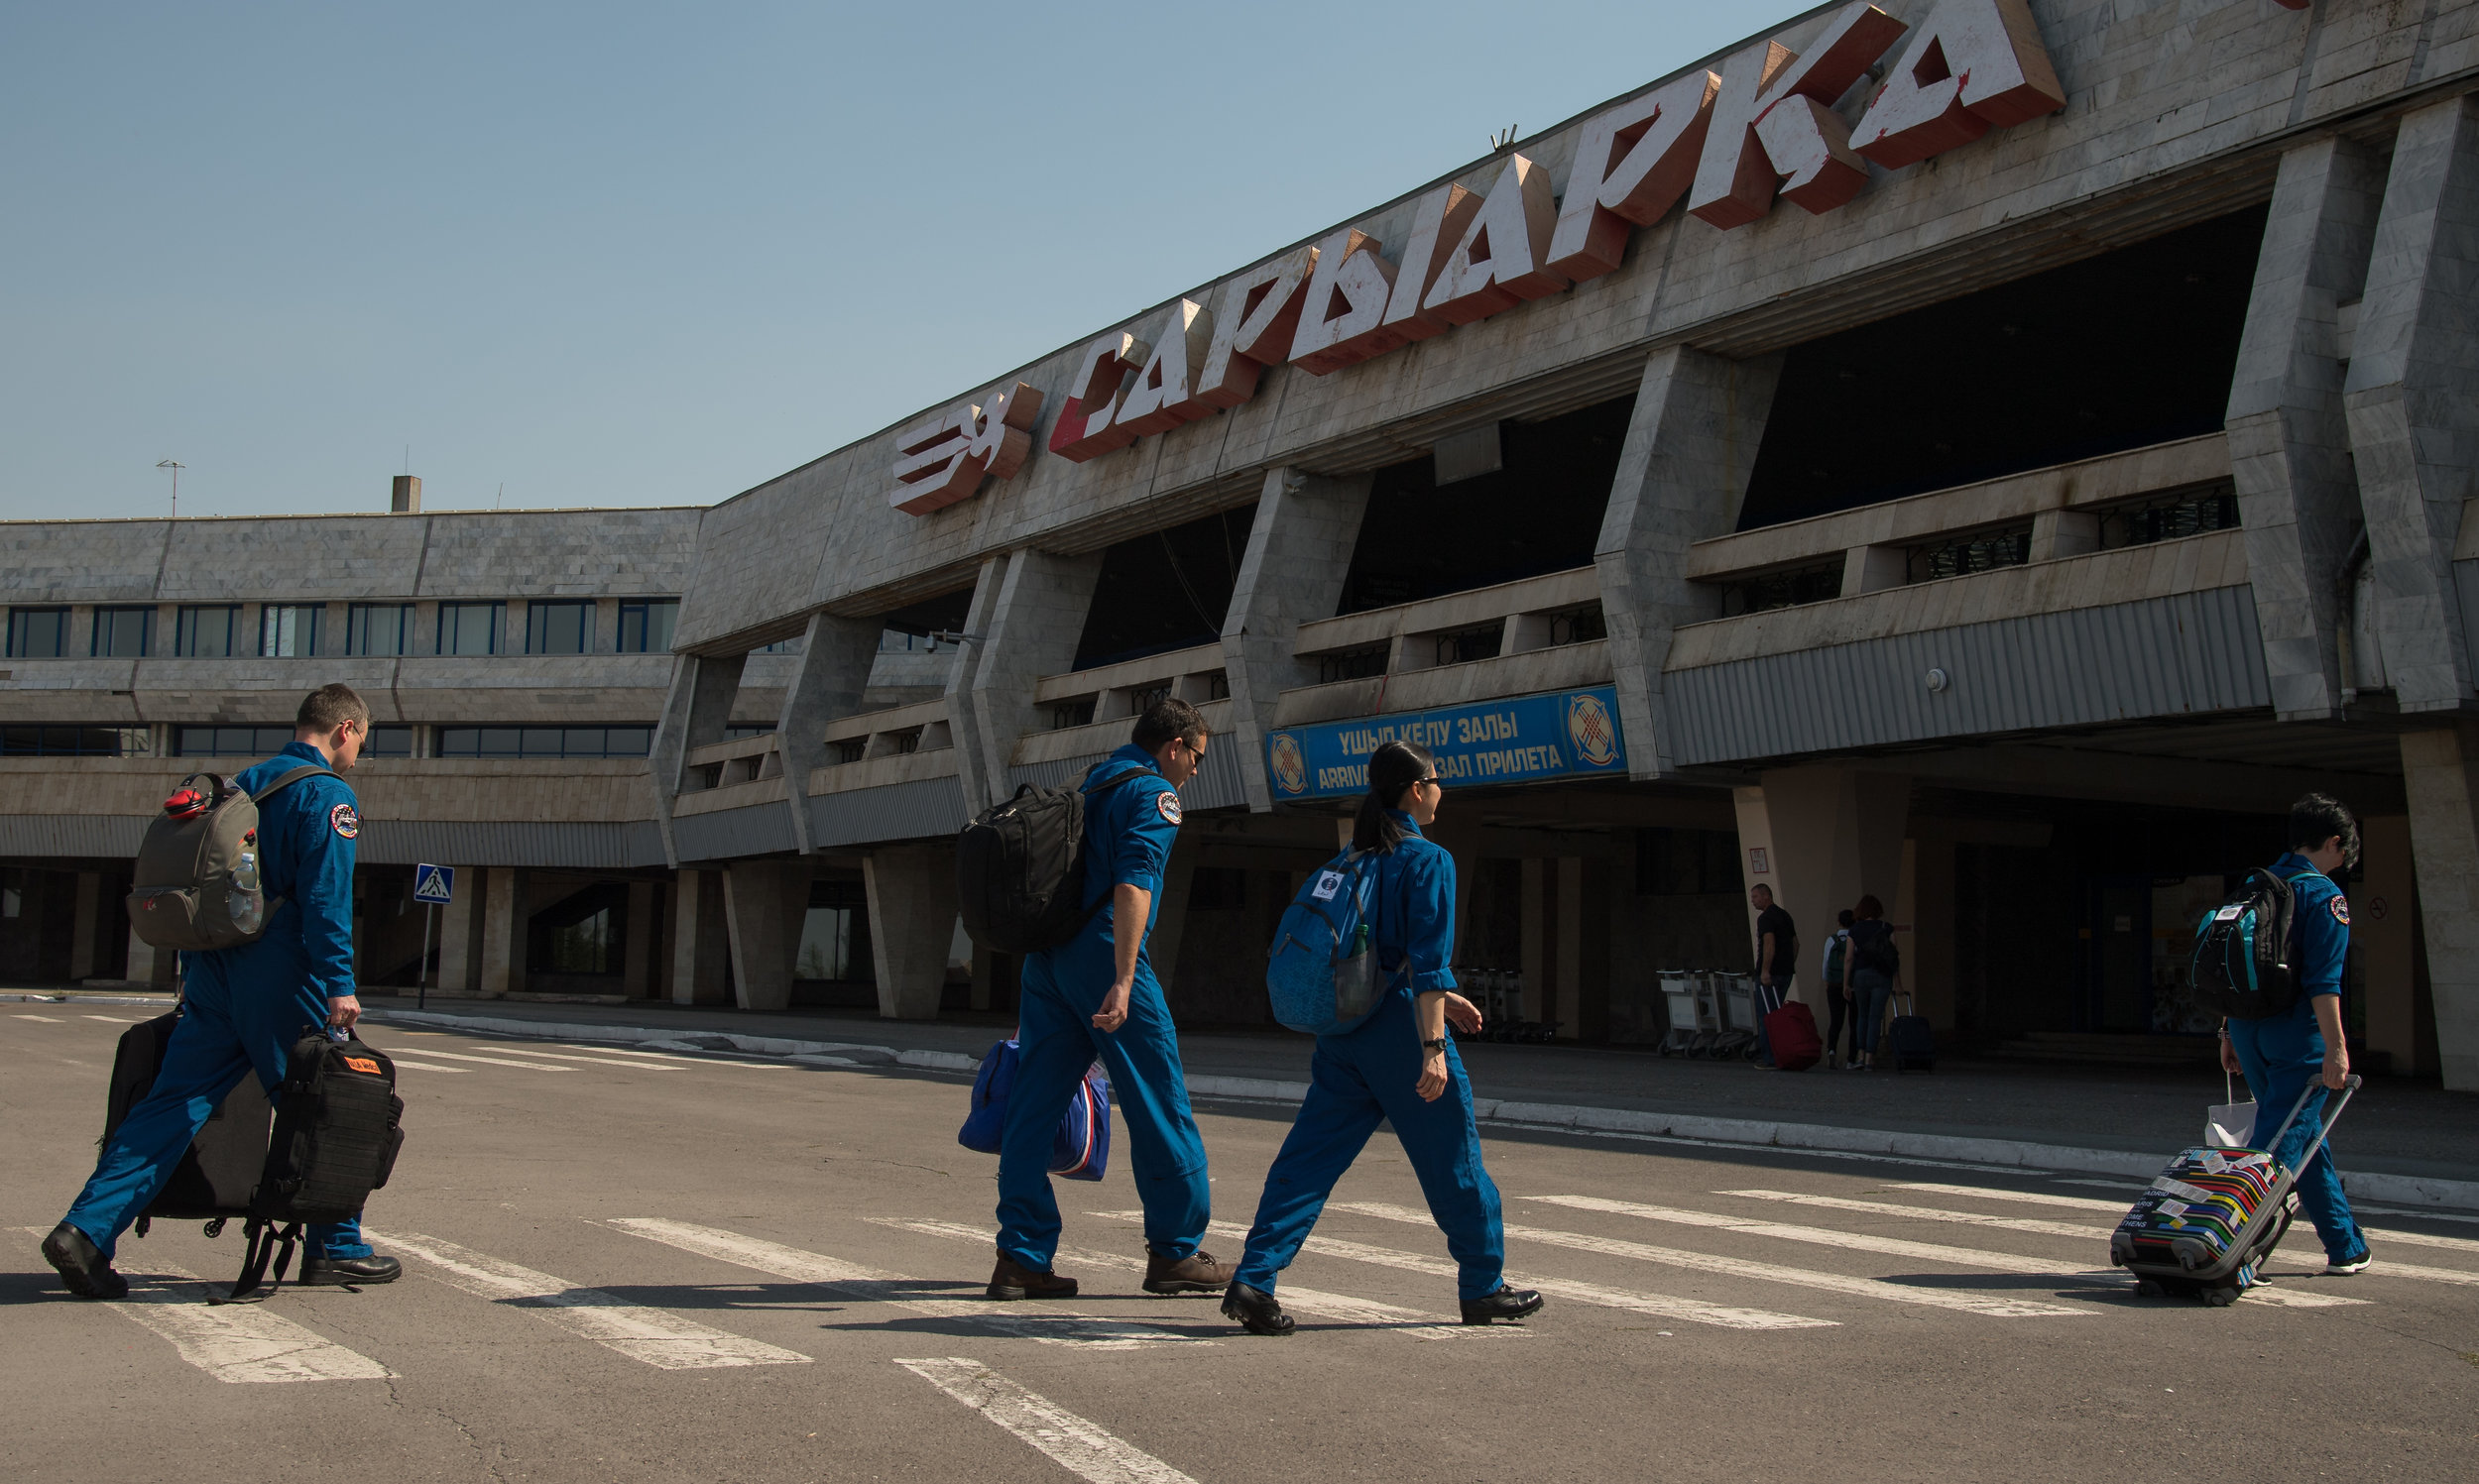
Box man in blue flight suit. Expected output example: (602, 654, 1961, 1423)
(43, 684, 403, 1299)
(2219, 791, 2372, 1275)
(989, 697, 1231, 1300)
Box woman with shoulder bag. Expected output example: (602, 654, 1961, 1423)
(1845, 895, 1898, 1072)
(1221, 741, 1544, 1335)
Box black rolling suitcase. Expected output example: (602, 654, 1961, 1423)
(105, 1008, 271, 1234)
(1884, 990, 1935, 1073)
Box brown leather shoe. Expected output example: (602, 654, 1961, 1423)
(987, 1253, 1078, 1301)
(1142, 1246, 1230, 1296)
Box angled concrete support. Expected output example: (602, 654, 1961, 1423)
(776, 610, 883, 854)
(670, 868, 730, 1005)
(1597, 345, 1782, 779)
(2345, 96, 2479, 714)
(2398, 725, 2479, 1091)
(723, 859, 809, 1012)
(968, 548, 1103, 805)
(2226, 135, 2387, 721)
(946, 555, 1010, 816)
(1731, 767, 1909, 1011)
(649, 651, 749, 866)
(1223, 467, 1374, 810)
(864, 842, 957, 1020)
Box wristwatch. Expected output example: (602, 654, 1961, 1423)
(1422, 1038, 1448, 1054)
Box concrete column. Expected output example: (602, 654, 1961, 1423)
(623, 879, 655, 998)
(2346, 97, 2479, 714)
(2027, 509, 2099, 563)
(69, 871, 100, 980)
(2226, 135, 2386, 721)
(967, 549, 1104, 812)
(1556, 856, 1611, 1042)
(1222, 467, 1375, 810)
(670, 869, 729, 1005)
(479, 866, 522, 997)
(776, 609, 884, 853)
(1907, 838, 1957, 1029)
(864, 842, 958, 1020)
(1733, 766, 1909, 1009)
(1520, 858, 1557, 1023)
(1840, 545, 1906, 595)
(943, 556, 1011, 816)
(722, 860, 809, 1012)
(1596, 345, 1783, 779)
(2397, 725, 2479, 1089)
(648, 650, 750, 866)
(2356, 814, 2420, 1074)
(126, 925, 176, 988)
(434, 869, 479, 993)
(1146, 831, 1203, 1011)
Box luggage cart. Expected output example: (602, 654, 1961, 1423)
(1657, 970, 1711, 1057)
(1712, 972, 1759, 1060)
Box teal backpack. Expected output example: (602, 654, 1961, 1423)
(1265, 848, 1384, 1036)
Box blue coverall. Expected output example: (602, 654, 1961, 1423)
(65, 742, 373, 1261)
(2226, 852, 2366, 1264)
(1234, 813, 1507, 1302)
(997, 744, 1211, 1272)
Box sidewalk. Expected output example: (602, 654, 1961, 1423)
(20, 983, 2474, 1211)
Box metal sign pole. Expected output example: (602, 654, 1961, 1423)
(418, 903, 434, 1011)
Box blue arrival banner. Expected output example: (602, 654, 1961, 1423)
(1264, 686, 1627, 801)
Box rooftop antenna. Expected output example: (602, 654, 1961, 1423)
(496, 482, 504, 510)
(155, 459, 185, 519)
(1488, 124, 1519, 151)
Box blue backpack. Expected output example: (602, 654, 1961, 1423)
(957, 1040, 1112, 1181)
(1265, 848, 1385, 1036)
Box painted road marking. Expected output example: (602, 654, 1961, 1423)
(1094, 1211, 1830, 1330)
(83, 1014, 145, 1023)
(399, 1049, 578, 1073)
(1518, 1196, 2363, 1312)
(1893, 1181, 2479, 1262)
(385, 1059, 472, 1074)
(897, 1357, 1200, 1484)
(107, 1262, 393, 1383)
(12, 1013, 63, 1022)
(550, 1044, 713, 1064)
(1893, 1182, 2124, 1213)
(480, 1046, 685, 1071)
(875, 1216, 1511, 1342)
(1722, 1189, 2109, 1241)
(606, 1217, 1206, 1350)
(370, 1227, 809, 1370)
(1347, 1199, 2092, 1318)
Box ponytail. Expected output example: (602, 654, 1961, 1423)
(1351, 741, 1435, 854)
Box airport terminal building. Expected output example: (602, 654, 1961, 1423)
(10, 0, 2479, 1092)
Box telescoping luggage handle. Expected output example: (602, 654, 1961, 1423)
(2257, 1074, 2363, 1175)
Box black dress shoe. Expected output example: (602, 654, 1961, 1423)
(1460, 1286, 1545, 1324)
(1221, 1281, 1294, 1336)
(297, 1253, 403, 1286)
(41, 1222, 128, 1301)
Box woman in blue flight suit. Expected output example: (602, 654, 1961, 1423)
(1222, 741, 1544, 1333)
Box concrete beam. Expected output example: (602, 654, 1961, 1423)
(944, 555, 1009, 815)
(1596, 344, 1783, 780)
(670, 868, 729, 1005)
(723, 860, 809, 1012)
(2397, 724, 2479, 1090)
(2346, 97, 2479, 714)
(2227, 135, 2386, 722)
(435, 865, 480, 992)
(649, 651, 750, 867)
(967, 548, 1102, 807)
(1223, 466, 1374, 811)
(478, 866, 522, 997)
(864, 842, 956, 1020)
(2356, 814, 2421, 1075)
(775, 610, 883, 854)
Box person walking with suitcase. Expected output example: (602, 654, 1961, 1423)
(1221, 741, 1542, 1335)
(2218, 793, 2372, 1275)
(1748, 884, 1797, 1069)
(1822, 909, 1856, 1070)
(1844, 895, 1897, 1072)
(42, 684, 402, 1299)
(988, 699, 1230, 1302)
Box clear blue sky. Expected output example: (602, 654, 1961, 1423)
(1, 2, 1767, 520)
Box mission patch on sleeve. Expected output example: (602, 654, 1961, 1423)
(2330, 895, 2350, 926)
(330, 803, 361, 839)
(1155, 791, 1182, 825)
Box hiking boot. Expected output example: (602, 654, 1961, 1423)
(1143, 1247, 1231, 1295)
(1460, 1285, 1545, 1324)
(2326, 1248, 2373, 1275)
(1221, 1281, 1294, 1336)
(987, 1253, 1078, 1301)
(41, 1223, 128, 1301)
(298, 1253, 403, 1286)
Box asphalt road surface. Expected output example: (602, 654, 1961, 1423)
(6, 1008, 2475, 1482)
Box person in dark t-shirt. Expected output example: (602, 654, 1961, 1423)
(1748, 884, 1797, 1069)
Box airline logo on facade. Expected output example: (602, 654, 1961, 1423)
(892, 0, 2064, 513)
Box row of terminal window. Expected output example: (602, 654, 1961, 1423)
(3, 600, 679, 659)
(0, 724, 653, 758)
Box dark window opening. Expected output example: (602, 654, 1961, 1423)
(1720, 561, 1845, 617)
(2099, 480, 2241, 548)
(1131, 684, 1171, 714)
(1908, 526, 2032, 583)
(1432, 622, 1503, 667)
(1188, 866, 1248, 910)
(2, 725, 149, 756)
(830, 739, 868, 765)
(1546, 605, 1607, 645)
(347, 603, 413, 656)
(792, 878, 877, 1008)
(175, 725, 294, 757)
(1739, 205, 2268, 530)
(175, 606, 244, 657)
(1050, 699, 1097, 731)
(6, 608, 68, 658)
(1339, 395, 1634, 615)
(1072, 504, 1258, 671)
(367, 726, 414, 757)
(529, 881, 628, 981)
(435, 726, 651, 758)
(92, 607, 155, 658)
(880, 586, 976, 644)
(1635, 828, 1742, 896)
(261, 605, 322, 657)
(618, 599, 678, 654)
(527, 600, 593, 655)
(1315, 644, 1389, 684)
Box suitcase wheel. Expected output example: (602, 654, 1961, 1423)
(2200, 1285, 2239, 1308)
(2134, 1278, 2165, 1299)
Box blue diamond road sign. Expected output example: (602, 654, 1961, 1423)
(413, 863, 455, 905)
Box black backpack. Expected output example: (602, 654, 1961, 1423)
(1852, 919, 1900, 975)
(955, 768, 1145, 955)
(223, 1027, 407, 1302)
(105, 1008, 270, 1234)
(2191, 868, 2306, 1021)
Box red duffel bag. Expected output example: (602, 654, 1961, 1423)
(1765, 1000, 1823, 1072)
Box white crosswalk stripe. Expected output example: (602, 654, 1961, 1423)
(1517, 1196, 2364, 1310)
(605, 1217, 1208, 1350)
(1343, 1200, 2100, 1317)
(12, 1012, 63, 1022)
(1888, 1181, 2479, 1268)
(399, 1049, 578, 1073)
(897, 1357, 1201, 1484)
(1093, 1210, 1832, 1330)
(84, 1014, 145, 1023)
(370, 1226, 811, 1369)
(1724, 1188, 2111, 1241)
(386, 1059, 471, 1074)
(875, 1216, 1515, 1342)
(102, 1261, 393, 1383)
(481, 1047, 684, 1071)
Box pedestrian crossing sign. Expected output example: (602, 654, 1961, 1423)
(413, 863, 455, 905)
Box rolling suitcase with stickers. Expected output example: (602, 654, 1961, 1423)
(2108, 1074, 2361, 1306)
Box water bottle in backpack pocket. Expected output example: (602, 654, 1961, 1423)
(1265, 849, 1384, 1036)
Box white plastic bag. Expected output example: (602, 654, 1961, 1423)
(2207, 1071, 2258, 1149)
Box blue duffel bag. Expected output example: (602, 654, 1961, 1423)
(957, 1039, 1112, 1181)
